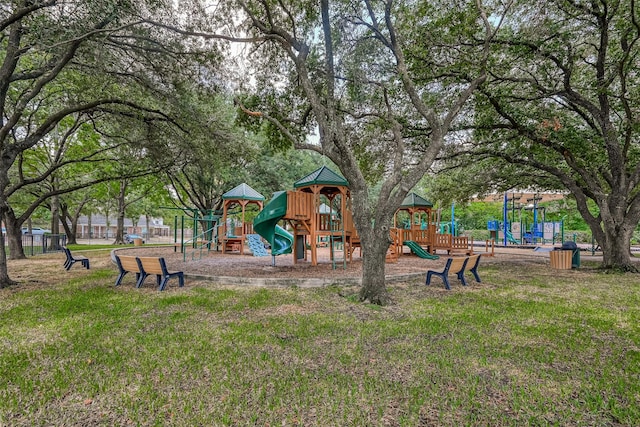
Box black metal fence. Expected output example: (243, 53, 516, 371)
(20, 234, 67, 256)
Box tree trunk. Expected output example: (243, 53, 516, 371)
(599, 222, 636, 271)
(87, 212, 92, 239)
(359, 235, 391, 305)
(145, 214, 150, 241)
(60, 207, 77, 245)
(105, 207, 111, 239)
(4, 209, 26, 260)
(114, 180, 127, 244)
(51, 193, 60, 235)
(0, 206, 17, 288)
(0, 231, 16, 288)
(68, 215, 79, 244)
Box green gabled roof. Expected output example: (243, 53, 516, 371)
(400, 192, 433, 208)
(293, 166, 348, 188)
(222, 183, 265, 201)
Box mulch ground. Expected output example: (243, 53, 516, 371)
(113, 245, 554, 281)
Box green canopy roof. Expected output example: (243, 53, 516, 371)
(400, 192, 433, 208)
(294, 166, 348, 188)
(222, 183, 265, 201)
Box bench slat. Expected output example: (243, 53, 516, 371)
(118, 255, 139, 272)
(137, 257, 164, 275)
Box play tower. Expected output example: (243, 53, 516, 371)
(218, 183, 265, 254)
(391, 192, 438, 255)
(253, 166, 359, 267)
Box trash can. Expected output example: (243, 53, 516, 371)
(561, 241, 580, 268)
(133, 238, 143, 246)
(550, 249, 572, 269)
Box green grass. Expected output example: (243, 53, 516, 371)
(1, 256, 639, 426)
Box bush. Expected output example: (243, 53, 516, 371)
(464, 229, 490, 240)
(564, 230, 592, 243)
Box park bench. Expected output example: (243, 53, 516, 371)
(425, 254, 483, 290)
(114, 254, 142, 287)
(136, 256, 184, 291)
(63, 247, 90, 271)
(426, 256, 470, 290)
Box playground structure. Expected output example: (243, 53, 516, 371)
(170, 177, 476, 265)
(491, 191, 565, 246)
(218, 183, 265, 254)
(253, 166, 359, 268)
(390, 193, 473, 259)
(489, 219, 564, 246)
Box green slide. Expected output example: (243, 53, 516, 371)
(506, 230, 519, 244)
(253, 191, 293, 255)
(404, 240, 439, 260)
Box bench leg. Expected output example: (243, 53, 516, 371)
(158, 272, 184, 291)
(82, 259, 90, 269)
(115, 271, 127, 286)
(470, 266, 481, 283)
(457, 270, 468, 286)
(159, 276, 169, 291)
(136, 272, 149, 288)
(426, 271, 451, 290)
(426, 271, 435, 286)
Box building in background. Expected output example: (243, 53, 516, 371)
(74, 215, 170, 239)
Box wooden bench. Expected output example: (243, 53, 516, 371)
(426, 256, 469, 290)
(136, 257, 184, 291)
(114, 255, 142, 287)
(425, 254, 483, 289)
(63, 247, 89, 271)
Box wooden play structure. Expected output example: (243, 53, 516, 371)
(391, 193, 438, 256)
(255, 166, 360, 267)
(218, 183, 265, 254)
(391, 192, 474, 257)
(287, 166, 360, 266)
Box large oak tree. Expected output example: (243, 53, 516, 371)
(457, 0, 640, 270)
(162, 0, 504, 304)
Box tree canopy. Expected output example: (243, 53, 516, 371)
(0, 0, 222, 286)
(436, 0, 640, 270)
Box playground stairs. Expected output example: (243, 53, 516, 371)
(247, 234, 269, 257)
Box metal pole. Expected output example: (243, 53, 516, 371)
(173, 215, 177, 244)
(532, 197, 537, 244)
(451, 203, 455, 236)
(503, 192, 508, 246)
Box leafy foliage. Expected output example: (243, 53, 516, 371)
(435, 0, 640, 269)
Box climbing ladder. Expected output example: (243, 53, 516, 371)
(183, 226, 215, 261)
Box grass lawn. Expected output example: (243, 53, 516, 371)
(0, 251, 639, 426)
